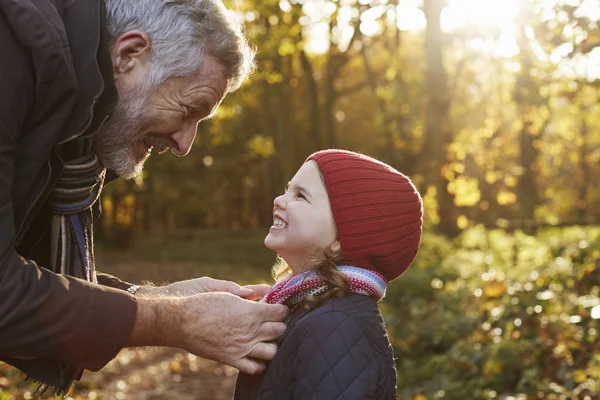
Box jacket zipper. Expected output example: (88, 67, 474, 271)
(57, 98, 99, 145)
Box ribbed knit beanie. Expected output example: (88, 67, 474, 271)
(306, 149, 423, 282)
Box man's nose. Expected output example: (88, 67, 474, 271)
(169, 122, 197, 157)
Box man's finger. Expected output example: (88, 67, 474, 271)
(222, 282, 253, 297)
(256, 321, 287, 342)
(247, 342, 278, 361)
(241, 284, 272, 300)
(232, 357, 267, 375)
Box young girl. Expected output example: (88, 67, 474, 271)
(234, 149, 423, 400)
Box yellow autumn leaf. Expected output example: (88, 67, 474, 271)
(385, 67, 397, 81)
(485, 170, 498, 184)
(497, 190, 517, 206)
(483, 280, 506, 298)
(504, 175, 517, 187)
(483, 360, 503, 376)
(170, 360, 182, 373)
(573, 369, 587, 383)
(448, 177, 481, 207)
(266, 73, 283, 84)
(247, 135, 275, 158)
(278, 38, 296, 56)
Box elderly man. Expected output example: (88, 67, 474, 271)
(0, 0, 288, 395)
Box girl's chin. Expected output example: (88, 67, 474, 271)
(264, 235, 278, 250)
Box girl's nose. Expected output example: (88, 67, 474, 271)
(273, 193, 286, 209)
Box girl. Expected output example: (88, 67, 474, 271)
(234, 149, 423, 400)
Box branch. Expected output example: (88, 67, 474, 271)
(582, 40, 600, 54)
(537, 115, 552, 139)
(360, 45, 378, 92)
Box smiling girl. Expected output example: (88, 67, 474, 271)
(234, 149, 423, 400)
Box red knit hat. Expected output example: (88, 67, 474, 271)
(306, 149, 423, 281)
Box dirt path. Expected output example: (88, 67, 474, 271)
(2, 349, 237, 399)
(75, 347, 237, 400)
(1, 347, 237, 399)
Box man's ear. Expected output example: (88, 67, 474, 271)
(330, 240, 341, 253)
(111, 30, 151, 79)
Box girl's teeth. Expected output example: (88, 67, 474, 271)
(273, 219, 287, 228)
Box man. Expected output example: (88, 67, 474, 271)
(0, 0, 288, 395)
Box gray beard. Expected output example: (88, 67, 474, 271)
(94, 83, 151, 180)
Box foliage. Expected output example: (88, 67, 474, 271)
(384, 226, 600, 399)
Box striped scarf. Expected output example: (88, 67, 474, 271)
(49, 152, 105, 282)
(28, 151, 106, 397)
(263, 266, 388, 310)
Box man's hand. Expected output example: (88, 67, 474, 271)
(128, 292, 289, 374)
(139, 277, 271, 300)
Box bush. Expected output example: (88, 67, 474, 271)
(383, 226, 600, 400)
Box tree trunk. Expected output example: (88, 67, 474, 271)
(423, 0, 460, 237)
(360, 44, 397, 167)
(517, 114, 539, 224)
(272, 53, 294, 179)
(299, 50, 322, 151)
(513, 4, 547, 232)
(578, 108, 590, 222)
(322, 54, 340, 148)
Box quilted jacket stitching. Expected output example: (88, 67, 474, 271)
(295, 309, 376, 397)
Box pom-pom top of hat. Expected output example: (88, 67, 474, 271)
(306, 149, 423, 282)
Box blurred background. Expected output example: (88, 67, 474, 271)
(2, 0, 600, 398)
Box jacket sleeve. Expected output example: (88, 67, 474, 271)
(96, 272, 136, 291)
(292, 310, 380, 400)
(0, 11, 137, 372)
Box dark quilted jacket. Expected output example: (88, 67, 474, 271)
(234, 294, 397, 399)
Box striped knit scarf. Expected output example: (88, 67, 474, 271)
(263, 266, 388, 310)
(49, 152, 105, 282)
(28, 151, 105, 397)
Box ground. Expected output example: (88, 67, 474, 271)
(1, 347, 238, 400)
(77, 347, 237, 400)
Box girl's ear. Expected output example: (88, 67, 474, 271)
(330, 240, 341, 253)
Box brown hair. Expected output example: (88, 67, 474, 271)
(272, 248, 351, 311)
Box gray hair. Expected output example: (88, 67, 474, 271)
(104, 0, 255, 91)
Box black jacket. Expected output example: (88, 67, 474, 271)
(0, 0, 137, 387)
(234, 294, 397, 400)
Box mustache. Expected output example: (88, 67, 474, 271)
(145, 135, 177, 154)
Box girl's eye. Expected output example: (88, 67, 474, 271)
(296, 191, 306, 200)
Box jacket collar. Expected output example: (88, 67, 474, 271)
(61, 0, 117, 144)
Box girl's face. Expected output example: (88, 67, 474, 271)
(265, 160, 339, 273)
